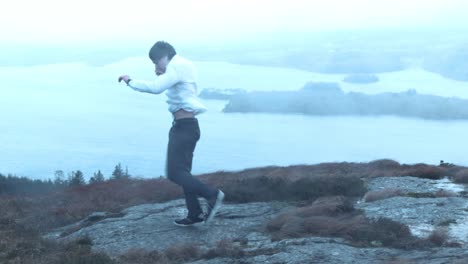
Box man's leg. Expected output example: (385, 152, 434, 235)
(166, 119, 218, 221)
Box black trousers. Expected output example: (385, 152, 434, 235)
(166, 117, 217, 219)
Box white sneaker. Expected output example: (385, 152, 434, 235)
(205, 190, 225, 223)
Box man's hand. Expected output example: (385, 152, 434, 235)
(118, 75, 131, 84)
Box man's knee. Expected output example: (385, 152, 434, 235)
(166, 165, 188, 183)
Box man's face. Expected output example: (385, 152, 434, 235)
(153, 56, 169, 76)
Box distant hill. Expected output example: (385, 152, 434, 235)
(3, 30, 468, 82)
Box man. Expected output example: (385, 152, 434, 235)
(118, 41, 224, 226)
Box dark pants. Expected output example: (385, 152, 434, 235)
(166, 117, 217, 219)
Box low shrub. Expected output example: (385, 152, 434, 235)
(265, 196, 451, 249)
(452, 169, 468, 183)
(363, 189, 403, 202)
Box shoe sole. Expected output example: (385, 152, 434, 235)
(173, 221, 204, 227)
(205, 191, 225, 224)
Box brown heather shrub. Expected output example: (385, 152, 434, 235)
(55, 241, 114, 264)
(427, 227, 449, 247)
(434, 189, 458, 198)
(0, 226, 115, 264)
(198, 161, 460, 201)
(265, 196, 421, 248)
(380, 258, 417, 264)
(21, 178, 184, 231)
(296, 196, 354, 217)
(163, 243, 200, 263)
(369, 159, 401, 170)
(363, 189, 403, 202)
(348, 218, 413, 248)
(453, 169, 468, 183)
(219, 174, 366, 203)
(401, 164, 446, 180)
(119, 249, 169, 264)
(204, 239, 245, 259)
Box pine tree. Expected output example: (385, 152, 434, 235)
(54, 170, 65, 186)
(124, 166, 131, 178)
(95, 170, 105, 182)
(69, 170, 85, 186)
(112, 163, 124, 180)
(90, 170, 105, 184)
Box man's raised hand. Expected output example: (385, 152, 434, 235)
(118, 75, 131, 84)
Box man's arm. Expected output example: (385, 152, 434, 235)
(120, 67, 180, 94)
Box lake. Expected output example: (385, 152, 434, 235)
(1, 58, 467, 180)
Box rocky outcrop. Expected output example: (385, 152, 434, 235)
(46, 200, 289, 256)
(47, 176, 467, 263)
(358, 176, 468, 243)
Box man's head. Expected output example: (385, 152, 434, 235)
(149, 41, 176, 75)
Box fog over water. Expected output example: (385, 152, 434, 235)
(1, 59, 468, 180)
(1, 1, 468, 179)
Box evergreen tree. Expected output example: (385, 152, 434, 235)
(54, 170, 65, 186)
(90, 170, 105, 184)
(112, 163, 124, 180)
(69, 170, 85, 186)
(124, 166, 131, 178)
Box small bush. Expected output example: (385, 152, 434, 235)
(401, 164, 446, 180)
(435, 189, 458, 198)
(349, 218, 412, 248)
(428, 228, 449, 247)
(369, 159, 401, 170)
(164, 243, 200, 262)
(204, 239, 245, 259)
(265, 196, 420, 248)
(363, 189, 403, 202)
(453, 169, 468, 183)
(119, 249, 169, 264)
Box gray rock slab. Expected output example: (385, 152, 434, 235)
(188, 237, 467, 264)
(364, 176, 466, 194)
(55, 199, 287, 255)
(359, 176, 468, 246)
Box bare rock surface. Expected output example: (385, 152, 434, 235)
(47, 176, 468, 263)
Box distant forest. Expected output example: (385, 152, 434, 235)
(0, 163, 131, 196)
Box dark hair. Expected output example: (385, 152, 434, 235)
(148, 41, 176, 61)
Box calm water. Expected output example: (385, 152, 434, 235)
(1, 59, 468, 180)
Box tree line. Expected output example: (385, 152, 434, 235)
(0, 163, 132, 196)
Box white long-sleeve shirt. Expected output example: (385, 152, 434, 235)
(127, 55, 207, 115)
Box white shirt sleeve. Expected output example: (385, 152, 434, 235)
(127, 66, 180, 94)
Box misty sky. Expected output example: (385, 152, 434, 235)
(2, 0, 467, 45)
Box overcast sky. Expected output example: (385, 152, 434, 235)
(1, 0, 467, 45)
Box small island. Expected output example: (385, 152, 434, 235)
(343, 74, 379, 84)
(199, 88, 246, 100)
(223, 82, 468, 120)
